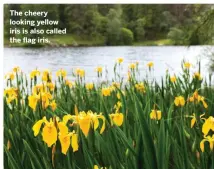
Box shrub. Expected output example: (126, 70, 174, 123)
(120, 27, 134, 45)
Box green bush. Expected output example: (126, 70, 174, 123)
(167, 27, 187, 45)
(120, 28, 134, 45)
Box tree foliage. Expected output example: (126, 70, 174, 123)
(4, 4, 214, 45)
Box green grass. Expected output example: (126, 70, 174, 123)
(133, 39, 174, 46)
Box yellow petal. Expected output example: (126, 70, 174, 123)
(93, 117, 99, 130)
(174, 98, 179, 106)
(94, 165, 99, 169)
(113, 113, 124, 126)
(202, 101, 208, 109)
(63, 114, 73, 124)
(157, 111, 162, 120)
(191, 117, 196, 128)
(59, 134, 71, 155)
(202, 120, 211, 136)
(200, 140, 205, 152)
(210, 141, 213, 151)
(42, 121, 57, 147)
(58, 122, 68, 135)
(79, 117, 91, 137)
(99, 116, 105, 134)
(32, 118, 45, 136)
(71, 133, 78, 152)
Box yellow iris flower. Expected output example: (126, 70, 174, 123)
(129, 63, 136, 70)
(188, 90, 208, 109)
(32, 117, 57, 147)
(30, 69, 40, 79)
(150, 110, 162, 120)
(56, 69, 67, 78)
(50, 100, 57, 111)
(5, 72, 15, 81)
(65, 80, 74, 88)
(102, 87, 111, 97)
(193, 72, 202, 80)
(135, 83, 146, 93)
(170, 76, 176, 83)
(58, 122, 78, 154)
(13, 66, 20, 73)
(75, 68, 85, 78)
(28, 94, 40, 111)
(63, 110, 105, 137)
(86, 83, 94, 90)
(184, 62, 191, 69)
(110, 112, 124, 126)
(42, 69, 52, 82)
(174, 96, 185, 107)
(147, 62, 154, 68)
(202, 116, 214, 136)
(117, 57, 124, 64)
(200, 134, 214, 152)
(4, 87, 18, 105)
(95, 66, 103, 73)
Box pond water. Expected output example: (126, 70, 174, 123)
(3, 46, 214, 83)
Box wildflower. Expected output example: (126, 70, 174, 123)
(170, 76, 176, 83)
(4, 87, 18, 105)
(117, 57, 124, 64)
(184, 62, 191, 69)
(75, 68, 85, 78)
(86, 83, 94, 90)
(202, 116, 214, 136)
(200, 134, 214, 152)
(13, 66, 20, 73)
(65, 80, 74, 88)
(32, 117, 57, 147)
(63, 110, 105, 137)
(58, 122, 78, 154)
(112, 82, 120, 88)
(95, 66, 103, 73)
(94, 165, 107, 169)
(174, 96, 185, 107)
(56, 69, 67, 78)
(102, 87, 111, 97)
(188, 90, 208, 109)
(135, 83, 146, 93)
(5, 72, 15, 81)
(129, 63, 136, 70)
(50, 100, 57, 111)
(41, 92, 52, 109)
(193, 72, 202, 80)
(150, 110, 162, 120)
(114, 101, 122, 113)
(30, 69, 40, 79)
(147, 62, 154, 68)
(28, 94, 40, 111)
(47, 82, 55, 91)
(110, 112, 124, 126)
(42, 69, 52, 82)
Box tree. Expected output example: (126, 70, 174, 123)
(106, 6, 122, 45)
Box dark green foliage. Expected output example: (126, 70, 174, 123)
(4, 4, 214, 46)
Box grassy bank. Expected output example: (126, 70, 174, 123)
(4, 34, 175, 47)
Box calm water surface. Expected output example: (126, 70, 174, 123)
(4, 46, 214, 82)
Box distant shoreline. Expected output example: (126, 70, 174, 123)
(4, 34, 214, 47)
